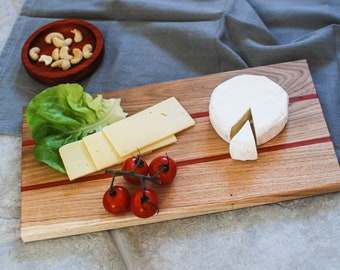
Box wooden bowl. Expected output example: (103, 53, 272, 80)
(21, 19, 104, 85)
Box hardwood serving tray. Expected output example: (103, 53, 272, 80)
(21, 60, 340, 242)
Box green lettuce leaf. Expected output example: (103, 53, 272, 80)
(26, 83, 127, 173)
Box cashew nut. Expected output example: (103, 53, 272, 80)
(45, 32, 64, 44)
(82, 44, 93, 59)
(71, 48, 83, 65)
(29, 47, 40, 61)
(51, 47, 60, 61)
(52, 37, 73, 48)
(38, 55, 53, 66)
(59, 46, 73, 60)
(51, 59, 71, 70)
(36, 30, 94, 71)
(71, 28, 83, 43)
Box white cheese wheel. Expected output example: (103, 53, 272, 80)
(209, 74, 289, 160)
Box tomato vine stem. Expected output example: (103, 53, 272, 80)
(109, 174, 117, 196)
(105, 169, 161, 184)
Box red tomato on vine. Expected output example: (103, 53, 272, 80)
(122, 156, 149, 184)
(130, 188, 159, 218)
(148, 155, 177, 184)
(102, 186, 130, 214)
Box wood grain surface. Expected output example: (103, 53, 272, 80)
(20, 60, 340, 242)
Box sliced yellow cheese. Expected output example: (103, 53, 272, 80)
(103, 97, 195, 156)
(127, 134, 177, 157)
(59, 97, 194, 180)
(83, 131, 177, 171)
(59, 140, 97, 180)
(60, 133, 177, 180)
(83, 131, 120, 171)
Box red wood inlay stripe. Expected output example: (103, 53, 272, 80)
(176, 153, 230, 166)
(21, 135, 332, 192)
(21, 173, 108, 192)
(176, 136, 331, 166)
(21, 94, 319, 146)
(190, 111, 209, 119)
(22, 139, 35, 147)
(21, 93, 322, 191)
(258, 136, 331, 153)
(289, 93, 318, 103)
(189, 93, 318, 119)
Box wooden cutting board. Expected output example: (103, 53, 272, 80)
(21, 60, 340, 242)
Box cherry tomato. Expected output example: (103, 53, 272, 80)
(102, 186, 130, 214)
(130, 188, 159, 218)
(122, 156, 149, 184)
(148, 155, 177, 184)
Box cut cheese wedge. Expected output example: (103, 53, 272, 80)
(229, 120, 257, 161)
(103, 97, 195, 157)
(230, 108, 254, 141)
(209, 74, 289, 160)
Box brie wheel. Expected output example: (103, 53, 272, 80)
(209, 74, 289, 160)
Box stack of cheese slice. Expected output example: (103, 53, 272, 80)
(209, 74, 289, 161)
(59, 97, 195, 180)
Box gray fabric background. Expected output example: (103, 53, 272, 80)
(1, 0, 339, 160)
